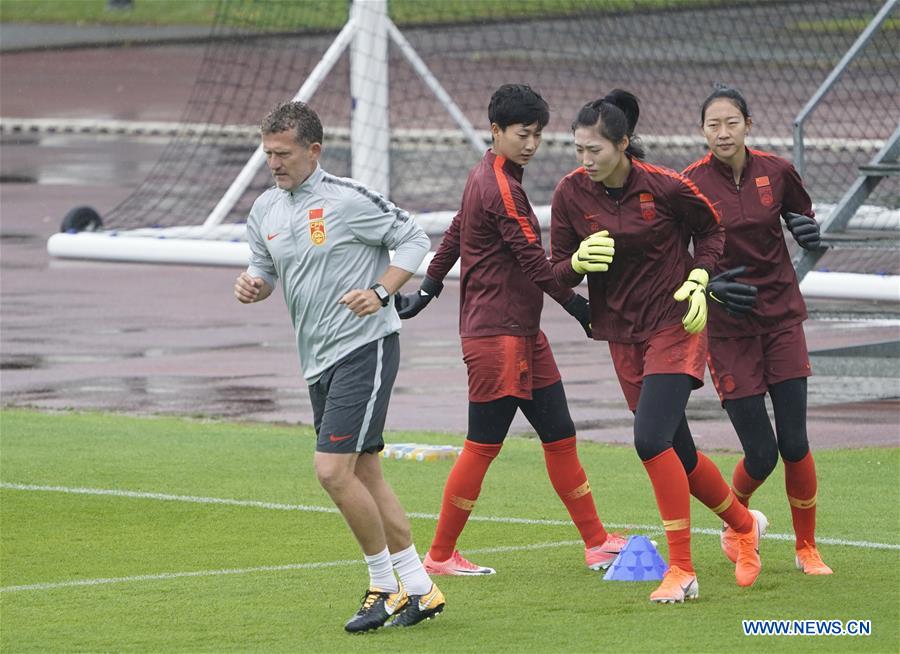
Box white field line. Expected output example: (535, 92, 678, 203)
(1, 540, 583, 594)
(3, 481, 898, 594)
(4, 482, 898, 551)
(2, 480, 897, 592)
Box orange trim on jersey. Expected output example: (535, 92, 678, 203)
(682, 152, 712, 175)
(748, 147, 780, 159)
(565, 165, 588, 180)
(633, 159, 721, 223)
(493, 155, 537, 243)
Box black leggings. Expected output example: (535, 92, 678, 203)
(467, 380, 575, 445)
(633, 373, 698, 472)
(724, 377, 810, 480)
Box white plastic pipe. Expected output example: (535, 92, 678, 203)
(46, 232, 900, 304)
(798, 271, 900, 302)
(48, 232, 251, 267)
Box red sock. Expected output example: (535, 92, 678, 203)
(784, 451, 818, 549)
(687, 452, 753, 534)
(732, 458, 766, 507)
(542, 437, 607, 548)
(642, 448, 693, 573)
(428, 440, 502, 562)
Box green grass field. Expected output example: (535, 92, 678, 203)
(1, 409, 897, 653)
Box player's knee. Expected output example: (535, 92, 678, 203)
(314, 458, 352, 494)
(744, 440, 779, 480)
(778, 437, 810, 464)
(633, 430, 668, 462)
(673, 441, 698, 472)
(539, 426, 576, 446)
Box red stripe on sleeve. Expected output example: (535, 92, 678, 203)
(493, 156, 537, 243)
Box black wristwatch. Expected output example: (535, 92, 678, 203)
(369, 283, 390, 307)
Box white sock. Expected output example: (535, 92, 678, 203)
(390, 544, 433, 595)
(364, 547, 398, 592)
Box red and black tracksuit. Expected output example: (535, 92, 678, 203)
(550, 157, 756, 574)
(684, 148, 820, 550)
(425, 149, 612, 562)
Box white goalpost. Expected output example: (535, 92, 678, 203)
(46, 0, 484, 264)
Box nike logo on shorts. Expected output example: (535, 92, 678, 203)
(267, 233, 280, 240)
(329, 433, 354, 443)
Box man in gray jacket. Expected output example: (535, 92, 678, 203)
(234, 101, 443, 633)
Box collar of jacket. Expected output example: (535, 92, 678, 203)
(710, 146, 753, 184)
(485, 148, 525, 183)
(284, 164, 324, 197)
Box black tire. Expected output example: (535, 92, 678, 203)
(60, 206, 103, 233)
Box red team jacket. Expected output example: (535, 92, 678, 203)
(550, 159, 725, 343)
(682, 148, 812, 337)
(427, 150, 575, 337)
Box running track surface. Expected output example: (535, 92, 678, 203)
(1, 43, 897, 449)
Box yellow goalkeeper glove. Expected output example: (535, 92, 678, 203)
(673, 268, 709, 334)
(571, 230, 615, 274)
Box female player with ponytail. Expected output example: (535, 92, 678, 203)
(550, 90, 767, 603)
(683, 85, 830, 576)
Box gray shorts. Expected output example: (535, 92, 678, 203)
(309, 333, 399, 454)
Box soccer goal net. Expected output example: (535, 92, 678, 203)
(45, 0, 899, 299)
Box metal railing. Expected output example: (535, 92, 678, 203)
(792, 0, 898, 179)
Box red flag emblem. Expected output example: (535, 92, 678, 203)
(639, 193, 656, 221)
(308, 207, 325, 245)
(755, 177, 773, 207)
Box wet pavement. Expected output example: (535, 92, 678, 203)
(1, 39, 898, 451)
(1, 170, 898, 450)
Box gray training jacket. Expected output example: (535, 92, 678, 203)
(246, 164, 430, 383)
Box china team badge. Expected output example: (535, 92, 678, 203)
(308, 207, 326, 245)
(755, 176, 773, 207)
(639, 192, 656, 221)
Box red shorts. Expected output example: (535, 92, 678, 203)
(608, 323, 707, 411)
(461, 331, 561, 403)
(707, 322, 812, 401)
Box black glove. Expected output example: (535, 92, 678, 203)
(395, 276, 443, 319)
(784, 212, 820, 250)
(708, 266, 757, 317)
(563, 293, 592, 338)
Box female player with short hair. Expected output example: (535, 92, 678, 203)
(682, 85, 831, 576)
(550, 89, 768, 603)
(399, 83, 626, 577)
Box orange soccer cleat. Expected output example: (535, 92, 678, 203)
(795, 542, 833, 575)
(720, 522, 739, 563)
(423, 550, 496, 576)
(650, 565, 699, 604)
(734, 509, 768, 587)
(585, 533, 629, 570)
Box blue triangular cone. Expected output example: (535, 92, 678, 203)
(603, 535, 668, 581)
